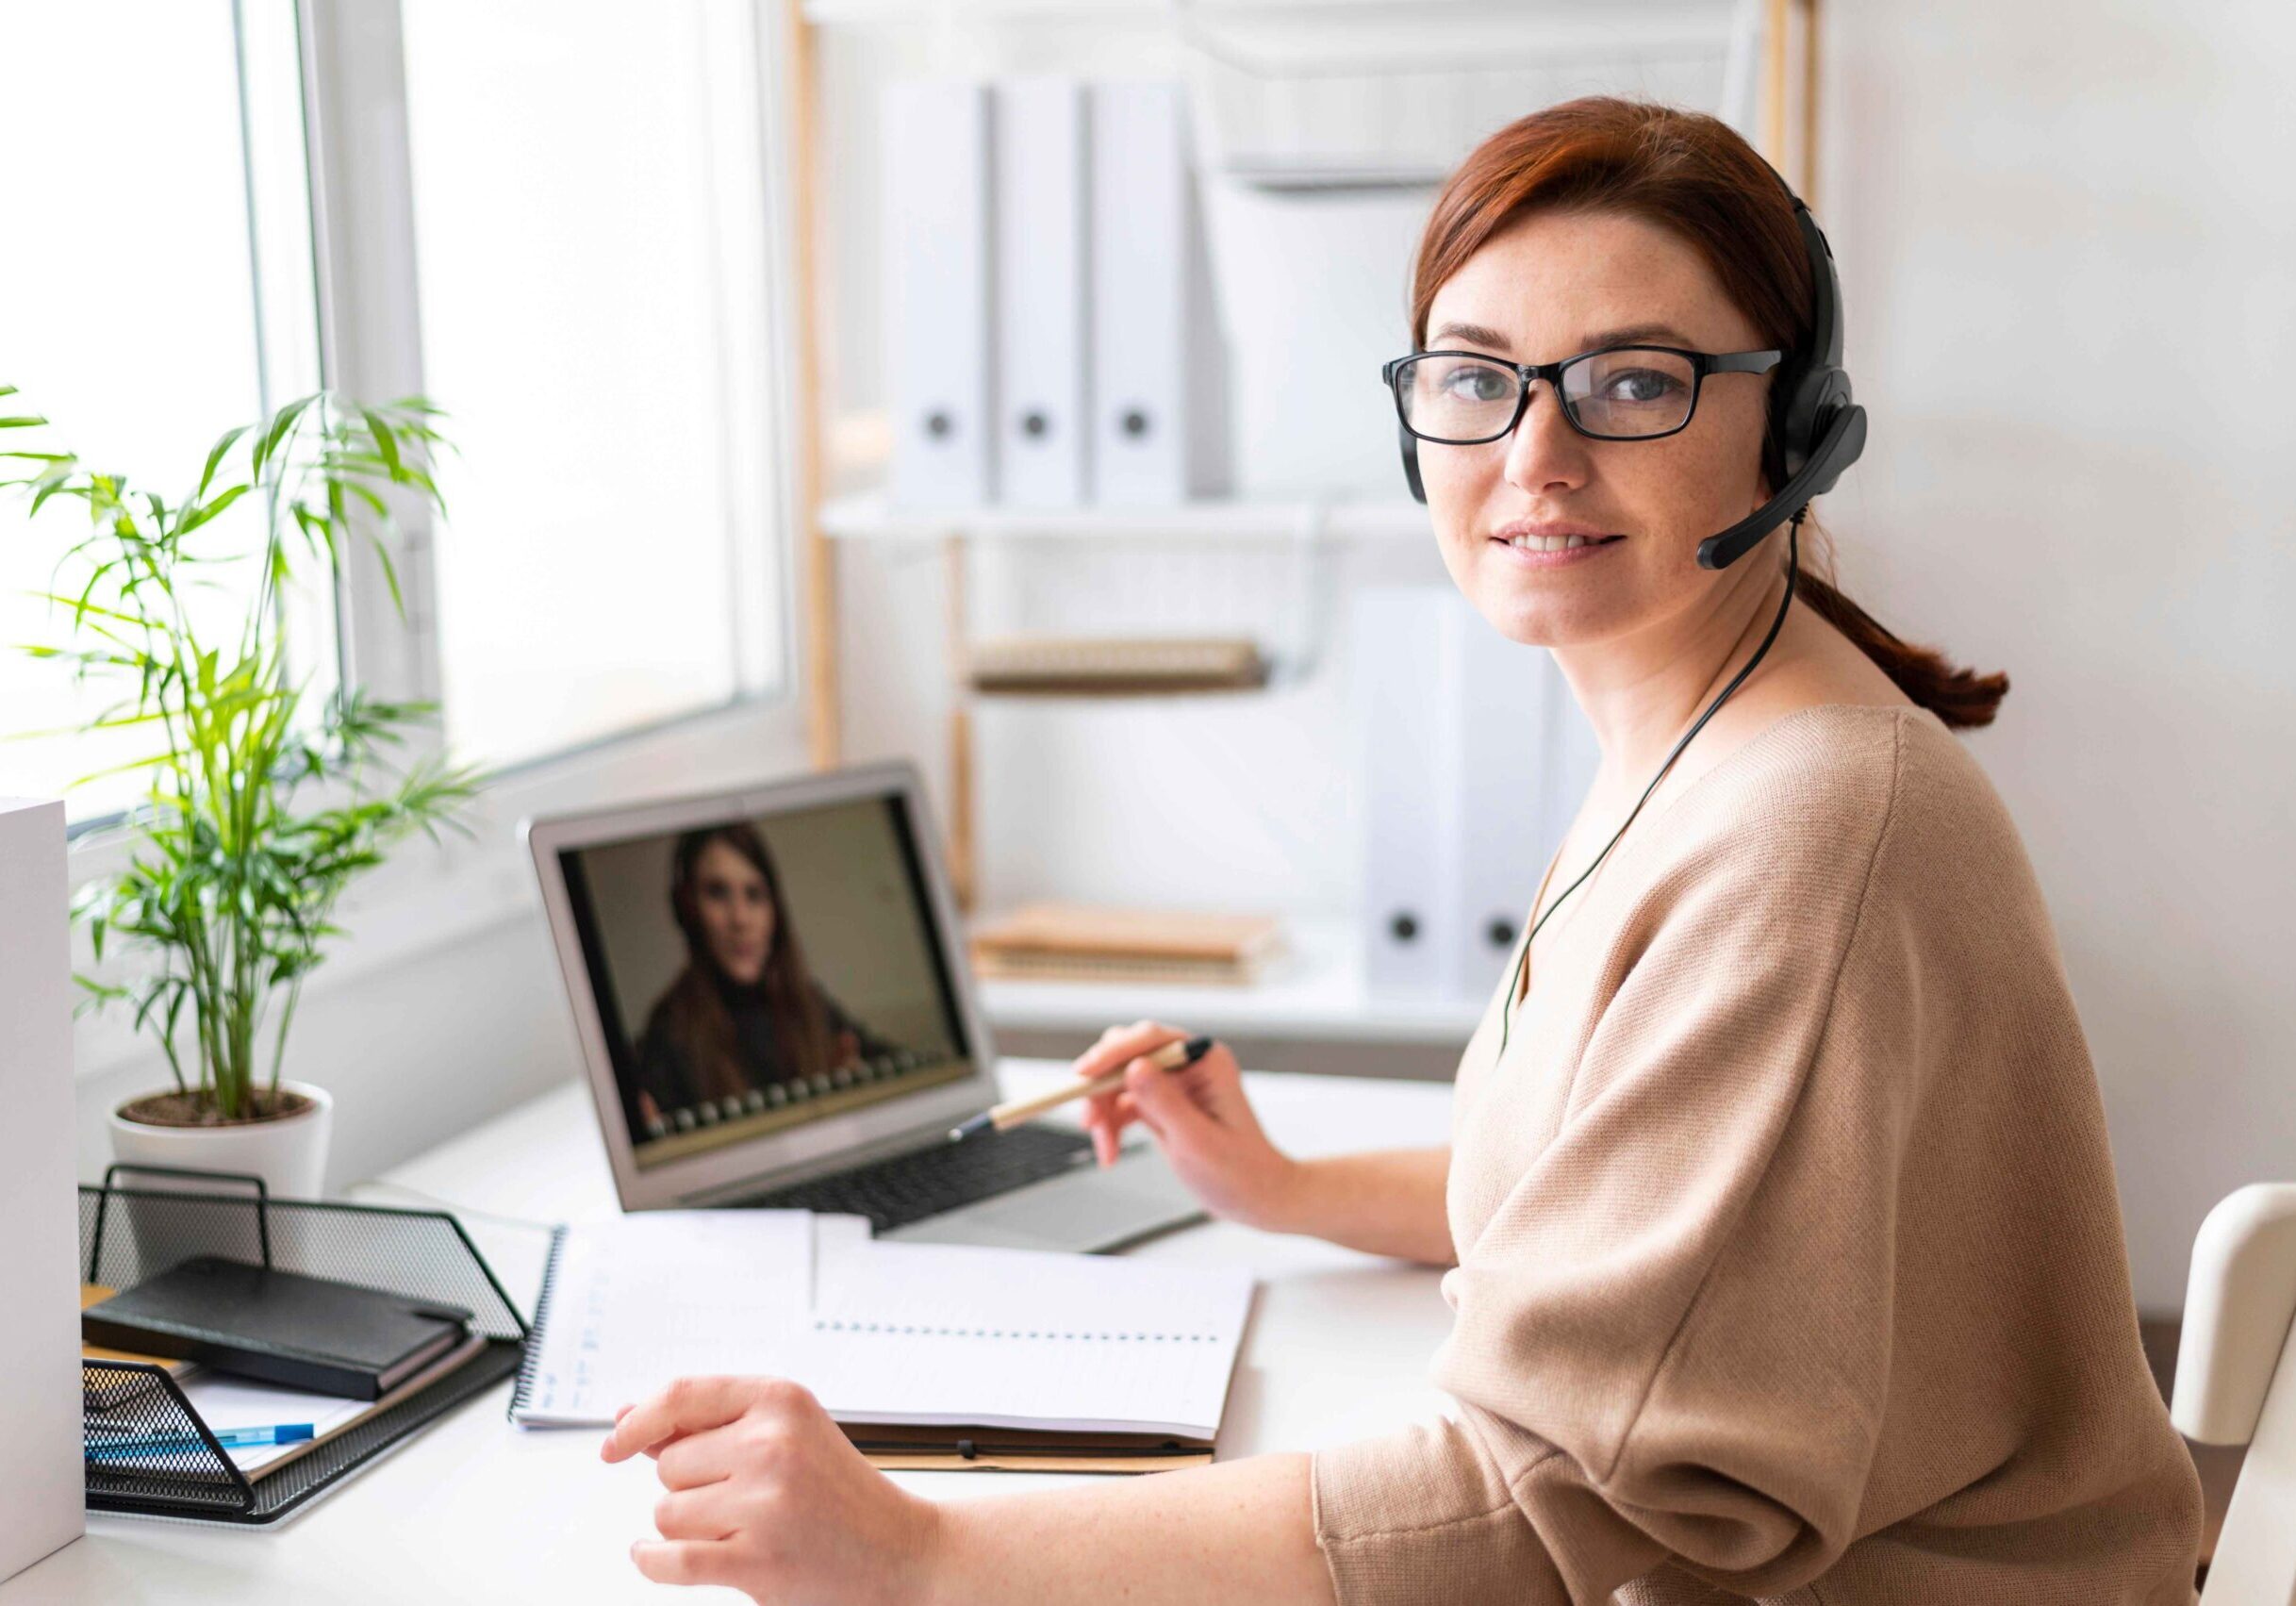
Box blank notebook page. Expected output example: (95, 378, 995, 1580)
(516, 1211, 814, 1427)
(808, 1239, 1255, 1438)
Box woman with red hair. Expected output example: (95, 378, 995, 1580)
(600, 98, 2202, 1604)
(629, 823, 889, 1139)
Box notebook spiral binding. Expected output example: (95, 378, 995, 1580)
(507, 1224, 571, 1420)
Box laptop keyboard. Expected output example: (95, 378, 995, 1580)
(742, 1124, 1097, 1232)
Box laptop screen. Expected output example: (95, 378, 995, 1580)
(554, 791, 974, 1171)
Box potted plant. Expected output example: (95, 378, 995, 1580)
(1, 386, 480, 1198)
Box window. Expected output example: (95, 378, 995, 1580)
(398, 0, 789, 770)
(0, 1, 316, 821)
(5, 0, 796, 849)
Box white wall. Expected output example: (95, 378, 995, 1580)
(1823, 2, 2296, 1310)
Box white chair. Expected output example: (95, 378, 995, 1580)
(2173, 1184, 2296, 1604)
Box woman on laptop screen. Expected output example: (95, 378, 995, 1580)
(631, 824, 892, 1138)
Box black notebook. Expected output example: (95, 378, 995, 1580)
(82, 1255, 474, 1400)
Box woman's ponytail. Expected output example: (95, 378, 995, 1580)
(1794, 523, 2008, 729)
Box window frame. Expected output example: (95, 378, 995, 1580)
(302, 0, 807, 764)
(70, 0, 816, 1078)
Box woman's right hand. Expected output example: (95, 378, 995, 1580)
(1074, 1020, 1300, 1233)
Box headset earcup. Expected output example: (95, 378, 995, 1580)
(1399, 424, 1427, 505)
(1799, 397, 1867, 502)
(1781, 367, 1853, 480)
(1693, 185, 1866, 570)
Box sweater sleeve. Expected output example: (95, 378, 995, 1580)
(1314, 723, 1923, 1603)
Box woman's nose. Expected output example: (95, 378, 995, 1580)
(1500, 381, 1592, 498)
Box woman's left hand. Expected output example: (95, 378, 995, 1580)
(602, 1375, 941, 1603)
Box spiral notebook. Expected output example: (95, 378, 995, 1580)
(510, 1212, 1255, 1470)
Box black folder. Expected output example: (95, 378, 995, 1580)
(82, 1255, 473, 1400)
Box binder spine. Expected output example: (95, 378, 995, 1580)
(508, 1224, 570, 1420)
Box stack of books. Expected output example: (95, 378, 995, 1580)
(966, 636, 1268, 696)
(81, 1258, 490, 1482)
(969, 903, 1282, 986)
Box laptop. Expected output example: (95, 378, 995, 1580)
(522, 760, 1203, 1252)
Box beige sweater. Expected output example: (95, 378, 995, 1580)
(1312, 704, 2201, 1604)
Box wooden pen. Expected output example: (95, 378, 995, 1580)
(947, 1035, 1215, 1141)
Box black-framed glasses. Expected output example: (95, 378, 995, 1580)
(1381, 344, 1783, 444)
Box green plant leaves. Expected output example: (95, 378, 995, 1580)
(2, 381, 480, 1120)
(196, 423, 252, 501)
(173, 481, 250, 536)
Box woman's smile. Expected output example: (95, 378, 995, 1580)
(1488, 520, 1628, 569)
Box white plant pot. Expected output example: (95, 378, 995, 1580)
(107, 1080, 335, 1201)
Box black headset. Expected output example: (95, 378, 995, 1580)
(1393, 163, 1866, 571)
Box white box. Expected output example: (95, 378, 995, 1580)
(0, 798, 84, 1581)
(993, 77, 1089, 507)
(1198, 177, 1426, 500)
(1088, 78, 1229, 505)
(885, 78, 996, 508)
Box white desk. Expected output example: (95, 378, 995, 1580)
(4, 1063, 1456, 1604)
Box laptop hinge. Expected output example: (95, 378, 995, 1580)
(677, 1113, 980, 1208)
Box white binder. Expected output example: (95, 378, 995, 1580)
(1355, 589, 1466, 998)
(993, 78, 1089, 507)
(0, 799, 83, 1581)
(1455, 617, 1554, 994)
(885, 78, 995, 508)
(1453, 621, 1600, 998)
(1535, 646, 1602, 921)
(1088, 79, 1227, 505)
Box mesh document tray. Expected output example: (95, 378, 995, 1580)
(79, 1165, 529, 1525)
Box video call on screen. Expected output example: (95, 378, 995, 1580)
(558, 795, 972, 1169)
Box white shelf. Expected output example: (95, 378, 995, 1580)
(817, 490, 1429, 543)
(803, 0, 1166, 22)
(976, 915, 1487, 1046)
(802, 0, 1738, 41)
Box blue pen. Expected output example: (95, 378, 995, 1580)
(86, 1422, 316, 1460)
